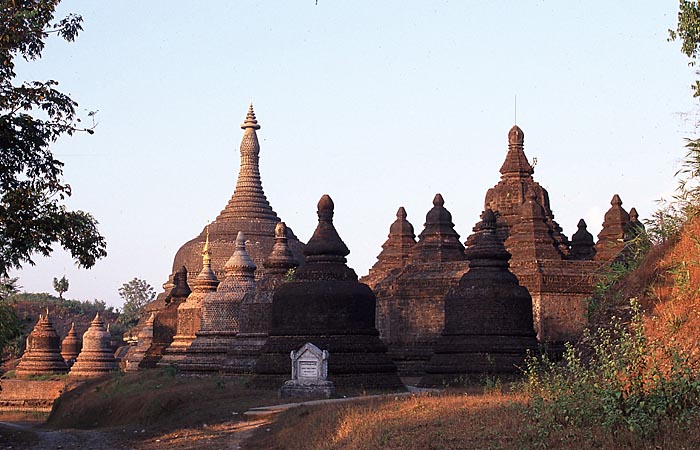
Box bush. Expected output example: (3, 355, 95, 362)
(524, 299, 700, 440)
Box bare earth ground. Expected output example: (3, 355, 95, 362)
(0, 417, 272, 450)
(0, 371, 413, 450)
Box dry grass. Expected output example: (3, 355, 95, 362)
(245, 390, 700, 450)
(47, 369, 280, 431)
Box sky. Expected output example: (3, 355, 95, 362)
(9, 1, 698, 308)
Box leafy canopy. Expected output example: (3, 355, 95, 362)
(0, 0, 107, 276)
(52, 274, 68, 299)
(670, 0, 700, 97)
(118, 278, 155, 328)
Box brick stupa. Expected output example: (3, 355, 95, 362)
(122, 313, 155, 372)
(179, 231, 256, 374)
(371, 194, 469, 376)
(60, 322, 82, 367)
(570, 219, 596, 260)
(595, 194, 630, 262)
(422, 209, 539, 385)
(362, 207, 416, 289)
(484, 125, 597, 345)
(253, 195, 403, 390)
(129, 267, 191, 369)
(227, 222, 300, 373)
(15, 312, 68, 377)
(169, 103, 304, 284)
(70, 313, 118, 377)
(160, 229, 220, 367)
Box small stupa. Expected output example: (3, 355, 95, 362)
(570, 219, 596, 260)
(595, 194, 630, 262)
(422, 209, 539, 386)
(60, 322, 82, 367)
(504, 191, 563, 261)
(15, 311, 68, 377)
(362, 207, 416, 289)
(179, 231, 256, 374)
(122, 313, 155, 372)
(227, 222, 300, 373)
(160, 227, 220, 367)
(253, 195, 403, 390)
(70, 313, 118, 377)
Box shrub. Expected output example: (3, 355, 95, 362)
(524, 299, 700, 440)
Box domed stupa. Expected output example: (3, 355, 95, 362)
(60, 322, 82, 367)
(168, 103, 304, 284)
(70, 313, 118, 377)
(253, 195, 403, 390)
(15, 312, 68, 377)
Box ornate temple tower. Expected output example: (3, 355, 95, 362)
(227, 222, 300, 373)
(484, 125, 569, 254)
(179, 231, 257, 375)
(169, 103, 304, 284)
(159, 228, 220, 366)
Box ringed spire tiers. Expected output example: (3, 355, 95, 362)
(218, 101, 278, 221)
(169, 103, 304, 281)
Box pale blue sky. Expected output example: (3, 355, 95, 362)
(10, 1, 697, 307)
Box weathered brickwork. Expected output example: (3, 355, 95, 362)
(253, 195, 402, 390)
(371, 195, 469, 376)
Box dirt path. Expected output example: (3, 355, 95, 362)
(0, 417, 273, 450)
(0, 389, 431, 449)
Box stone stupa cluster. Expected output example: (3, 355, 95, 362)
(15, 311, 118, 379)
(16, 105, 647, 388)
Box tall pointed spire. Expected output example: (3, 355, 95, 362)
(217, 103, 279, 221)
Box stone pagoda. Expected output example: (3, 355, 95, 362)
(15, 312, 68, 377)
(370, 194, 470, 376)
(70, 313, 118, 377)
(362, 207, 416, 290)
(134, 103, 305, 363)
(483, 125, 598, 346)
(422, 209, 539, 385)
(179, 231, 257, 374)
(168, 103, 304, 285)
(570, 219, 596, 260)
(159, 228, 220, 367)
(595, 194, 630, 262)
(227, 222, 300, 373)
(60, 322, 82, 367)
(253, 195, 403, 390)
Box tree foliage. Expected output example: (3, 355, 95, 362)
(670, 0, 700, 96)
(118, 278, 155, 328)
(0, 277, 20, 354)
(0, 0, 107, 276)
(52, 274, 68, 299)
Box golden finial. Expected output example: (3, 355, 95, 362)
(202, 224, 211, 267)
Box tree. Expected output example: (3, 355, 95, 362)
(0, 277, 20, 354)
(52, 275, 68, 300)
(118, 278, 155, 328)
(0, 0, 107, 276)
(670, 0, 700, 97)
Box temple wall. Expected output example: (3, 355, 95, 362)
(0, 380, 75, 413)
